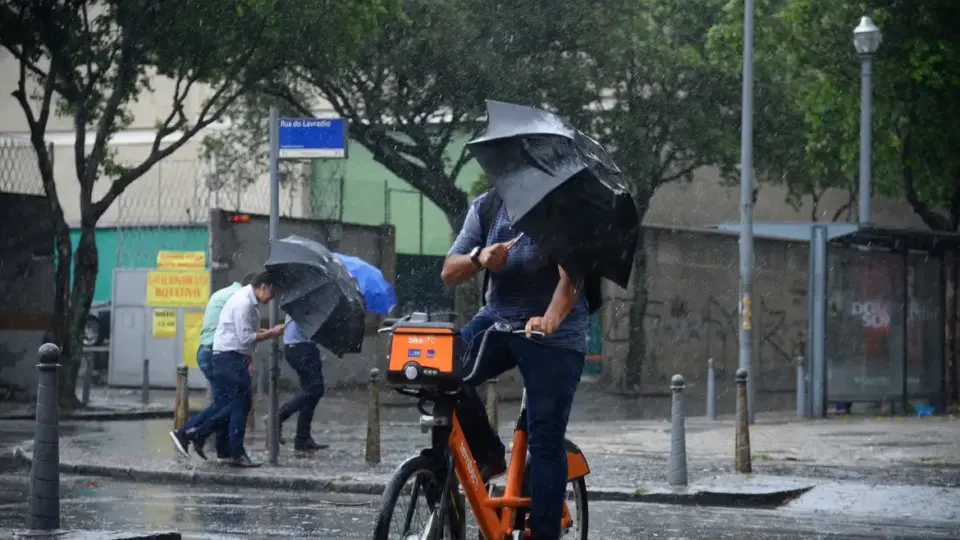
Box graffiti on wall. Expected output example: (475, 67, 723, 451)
(606, 277, 808, 389)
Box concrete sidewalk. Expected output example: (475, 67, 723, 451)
(0, 387, 177, 421)
(10, 413, 960, 508)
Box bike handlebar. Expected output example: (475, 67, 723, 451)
(461, 322, 544, 385)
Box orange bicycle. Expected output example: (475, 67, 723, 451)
(372, 316, 590, 540)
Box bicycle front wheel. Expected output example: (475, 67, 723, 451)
(373, 454, 465, 540)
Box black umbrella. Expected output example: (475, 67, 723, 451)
(264, 235, 366, 357)
(467, 100, 639, 288)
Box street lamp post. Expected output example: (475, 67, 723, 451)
(738, 0, 757, 425)
(854, 16, 881, 226)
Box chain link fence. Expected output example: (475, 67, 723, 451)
(0, 137, 46, 196)
(111, 155, 345, 268)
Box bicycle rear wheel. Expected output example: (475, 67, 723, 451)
(373, 454, 466, 540)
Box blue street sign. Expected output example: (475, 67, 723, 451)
(278, 117, 348, 159)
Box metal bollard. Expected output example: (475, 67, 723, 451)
(365, 368, 381, 464)
(485, 378, 499, 430)
(174, 365, 189, 430)
(80, 353, 93, 406)
(28, 343, 62, 533)
(735, 368, 752, 473)
(706, 358, 717, 421)
(668, 374, 688, 486)
(795, 356, 807, 419)
(141, 358, 150, 405)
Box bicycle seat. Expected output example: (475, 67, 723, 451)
(384, 312, 465, 389)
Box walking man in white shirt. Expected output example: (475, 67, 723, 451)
(169, 271, 284, 468)
(193, 271, 258, 461)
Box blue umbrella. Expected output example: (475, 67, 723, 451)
(333, 253, 397, 315)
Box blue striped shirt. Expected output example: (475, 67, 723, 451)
(448, 193, 588, 353)
(283, 313, 311, 345)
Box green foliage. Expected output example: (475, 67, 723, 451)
(251, 0, 748, 225)
(469, 173, 489, 198)
(710, 0, 960, 228)
(248, 0, 497, 225)
(492, 0, 745, 213)
(0, 0, 390, 400)
(1, 0, 390, 217)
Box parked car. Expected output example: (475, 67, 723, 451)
(83, 300, 111, 347)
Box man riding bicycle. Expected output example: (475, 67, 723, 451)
(440, 189, 587, 540)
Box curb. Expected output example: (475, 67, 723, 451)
(12, 450, 811, 508)
(0, 409, 187, 422)
(1, 530, 181, 540)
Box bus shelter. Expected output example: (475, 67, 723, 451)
(713, 222, 959, 417)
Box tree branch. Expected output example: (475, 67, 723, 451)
(902, 81, 951, 230)
(830, 187, 855, 222)
(91, 5, 272, 220)
(82, 21, 140, 206)
(12, 52, 65, 234)
(449, 121, 485, 182)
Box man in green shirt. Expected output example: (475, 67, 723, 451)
(194, 271, 257, 460)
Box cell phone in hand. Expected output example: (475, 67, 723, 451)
(505, 233, 524, 250)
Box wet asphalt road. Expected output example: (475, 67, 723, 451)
(0, 472, 957, 539)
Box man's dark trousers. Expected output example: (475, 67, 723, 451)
(196, 345, 229, 457)
(278, 342, 325, 445)
(455, 313, 585, 540)
(185, 351, 252, 458)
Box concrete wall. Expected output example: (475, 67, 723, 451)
(644, 166, 925, 231)
(0, 193, 55, 394)
(208, 209, 396, 388)
(602, 226, 810, 398)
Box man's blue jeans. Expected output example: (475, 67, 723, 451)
(278, 342, 325, 444)
(181, 351, 252, 458)
(196, 345, 229, 457)
(456, 313, 584, 540)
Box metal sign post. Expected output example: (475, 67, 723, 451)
(268, 106, 281, 465)
(267, 110, 348, 466)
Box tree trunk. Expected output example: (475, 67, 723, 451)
(622, 230, 647, 393)
(57, 226, 99, 408)
(49, 225, 72, 347)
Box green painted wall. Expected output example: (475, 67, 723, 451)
(70, 226, 208, 302)
(311, 133, 483, 256)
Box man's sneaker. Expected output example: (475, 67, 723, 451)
(226, 453, 262, 468)
(294, 439, 330, 452)
(479, 457, 508, 483)
(168, 430, 190, 458)
(193, 437, 208, 460)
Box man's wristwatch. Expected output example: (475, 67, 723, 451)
(469, 246, 483, 270)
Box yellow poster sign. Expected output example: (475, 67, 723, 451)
(146, 271, 210, 307)
(152, 309, 177, 338)
(157, 251, 206, 270)
(182, 310, 204, 369)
